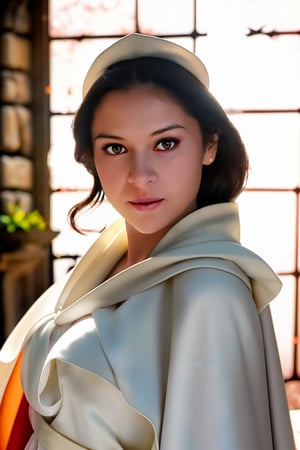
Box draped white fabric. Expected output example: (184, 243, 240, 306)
(0, 203, 295, 449)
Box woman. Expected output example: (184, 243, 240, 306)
(0, 33, 294, 449)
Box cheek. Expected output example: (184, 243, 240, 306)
(177, 152, 203, 185)
(94, 158, 124, 194)
(96, 167, 110, 188)
(93, 155, 107, 185)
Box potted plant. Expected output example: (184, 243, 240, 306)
(0, 202, 58, 252)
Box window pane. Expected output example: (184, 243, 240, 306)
(241, 0, 300, 30)
(237, 191, 296, 273)
(138, 0, 194, 35)
(229, 113, 300, 189)
(50, 38, 117, 113)
(196, 35, 300, 109)
(197, 0, 249, 35)
(270, 275, 296, 380)
(197, 0, 300, 34)
(49, 0, 135, 37)
(53, 257, 79, 282)
(49, 116, 92, 190)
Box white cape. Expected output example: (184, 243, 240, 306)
(0, 203, 295, 449)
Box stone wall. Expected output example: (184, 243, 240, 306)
(0, 2, 34, 214)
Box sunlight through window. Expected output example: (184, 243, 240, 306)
(48, 0, 300, 392)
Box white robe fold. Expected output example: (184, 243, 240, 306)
(0, 203, 295, 449)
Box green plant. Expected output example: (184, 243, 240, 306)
(0, 202, 47, 233)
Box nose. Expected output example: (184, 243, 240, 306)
(127, 153, 157, 187)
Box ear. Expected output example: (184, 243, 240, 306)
(203, 133, 218, 166)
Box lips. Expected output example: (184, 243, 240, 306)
(129, 198, 163, 210)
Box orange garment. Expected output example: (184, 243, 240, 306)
(0, 352, 32, 450)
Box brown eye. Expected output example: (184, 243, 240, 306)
(156, 138, 179, 151)
(104, 143, 126, 155)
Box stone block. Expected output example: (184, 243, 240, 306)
(16, 106, 32, 156)
(13, 3, 31, 34)
(0, 155, 33, 190)
(0, 70, 32, 103)
(0, 3, 31, 34)
(0, 33, 31, 71)
(0, 106, 20, 152)
(0, 106, 32, 155)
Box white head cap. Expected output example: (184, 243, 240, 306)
(83, 33, 209, 98)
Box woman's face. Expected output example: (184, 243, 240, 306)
(92, 84, 217, 236)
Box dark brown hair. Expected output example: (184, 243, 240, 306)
(69, 57, 249, 232)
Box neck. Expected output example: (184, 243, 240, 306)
(124, 222, 169, 267)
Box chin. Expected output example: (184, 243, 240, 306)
(130, 219, 176, 237)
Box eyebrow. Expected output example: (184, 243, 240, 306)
(93, 124, 186, 141)
(151, 124, 186, 136)
(94, 133, 124, 141)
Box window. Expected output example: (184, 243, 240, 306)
(48, 0, 300, 382)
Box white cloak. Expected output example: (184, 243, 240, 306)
(0, 203, 295, 449)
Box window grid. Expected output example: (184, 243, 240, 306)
(48, 2, 300, 379)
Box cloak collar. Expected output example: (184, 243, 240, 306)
(54, 203, 281, 325)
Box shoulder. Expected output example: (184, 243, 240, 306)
(171, 262, 256, 315)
